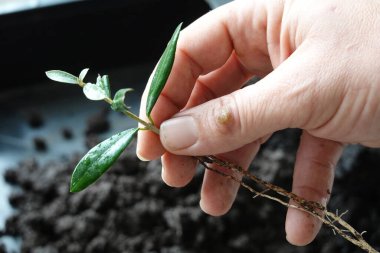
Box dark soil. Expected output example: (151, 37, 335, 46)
(1, 129, 380, 253)
(33, 138, 48, 152)
(61, 128, 74, 140)
(0, 244, 6, 253)
(85, 107, 110, 136)
(26, 111, 44, 129)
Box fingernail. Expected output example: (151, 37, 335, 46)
(136, 152, 150, 161)
(160, 116, 198, 151)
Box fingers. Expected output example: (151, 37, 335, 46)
(137, 0, 272, 160)
(159, 51, 261, 186)
(200, 141, 260, 216)
(185, 51, 269, 109)
(160, 140, 260, 216)
(159, 48, 323, 156)
(136, 51, 258, 161)
(136, 89, 179, 161)
(285, 131, 343, 246)
(161, 153, 197, 187)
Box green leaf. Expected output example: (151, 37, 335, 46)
(83, 82, 108, 100)
(46, 70, 79, 84)
(79, 68, 89, 81)
(111, 88, 134, 112)
(70, 128, 139, 192)
(146, 22, 182, 120)
(101, 75, 111, 98)
(92, 75, 111, 99)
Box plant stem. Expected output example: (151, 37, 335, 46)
(122, 108, 160, 135)
(78, 80, 85, 88)
(103, 98, 160, 135)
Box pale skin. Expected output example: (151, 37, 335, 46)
(137, 0, 380, 246)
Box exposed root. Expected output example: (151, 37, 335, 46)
(197, 155, 379, 253)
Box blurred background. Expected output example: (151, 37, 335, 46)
(0, 1, 379, 253)
(0, 0, 81, 15)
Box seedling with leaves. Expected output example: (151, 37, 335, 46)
(46, 22, 181, 192)
(46, 23, 378, 253)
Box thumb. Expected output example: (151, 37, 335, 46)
(160, 52, 322, 156)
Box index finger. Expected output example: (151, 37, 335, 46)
(137, 0, 271, 160)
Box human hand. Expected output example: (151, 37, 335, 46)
(137, 0, 380, 246)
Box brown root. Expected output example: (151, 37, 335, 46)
(197, 155, 379, 253)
